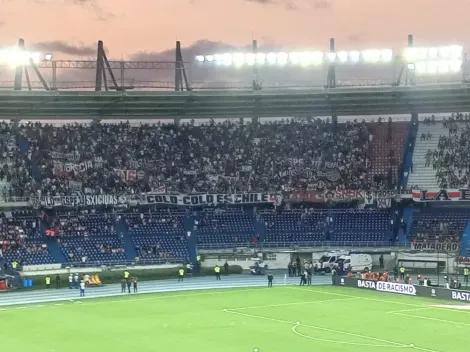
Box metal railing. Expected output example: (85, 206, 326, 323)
(198, 241, 412, 250)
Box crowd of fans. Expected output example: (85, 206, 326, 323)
(410, 218, 461, 244)
(0, 118, 401, 198)
(429, 116, 470, 188)
(0, 213, 48, 263)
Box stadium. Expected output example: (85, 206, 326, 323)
(0, 33, 469, 352)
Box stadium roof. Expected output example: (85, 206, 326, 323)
(1, 83, 470, 119)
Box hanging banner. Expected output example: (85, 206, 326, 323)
(290, 189, 365, 203)
(412, 189, 470, 202)
(40, 195, 129, 208)
(114, 169, 137, 182)
(33, 192, 282, 208)
(134, 192, 282, 206)
(53, 160, 102, 175)
(411, 241, 460, 252)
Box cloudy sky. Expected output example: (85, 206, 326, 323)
(0, 0, 468, 88)
(1, 0, 469, 59)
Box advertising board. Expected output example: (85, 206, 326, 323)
(332, 276, 470, 302)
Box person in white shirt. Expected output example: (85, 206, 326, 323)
(84, 274, 90, 287)
(68, 274, 73, 289)
(74, 273, 79, 289)
(79, 280, 85, 297)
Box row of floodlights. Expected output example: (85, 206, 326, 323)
(0, 49, 53, 66)
(195, 45, 464, 67)
(409, 60, 462, 74)
(403, 45, 463, 62)
(195, 49, 394, 66)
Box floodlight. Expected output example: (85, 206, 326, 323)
(222, 53, 232, 66)
(44, 53, 53, 61)
(403, 48, 417, 62)
(233, 53, 245, 66)
(277, 52, 288, 65)
(205, 55, 214, 62)
(213, 54, 223, 63)
(428, 47, 439, 59)
(256, 53, 266, 65)
(195, 55, 204, 62)
(266, 52, 277, 64)
(245, 53, 255, 65)
(449, 45, 463, 59)
(349, 50, 360, 62)
(337, 51, 348, 63)
(438, 46, 450, 58)
(362, 49, 381, 63)
(380, 49, 393, 62)
(437, 61, 449, 73)
(289, 52, 300, 65)
(450, 59, 462, 72)
(299, 51, 312, 66)
(407, 63, 415, 70)
(326, 52, 336, 62)
(311, 51, 323, 65)
(415, 62, 427, 73)
(427, 61, 438, 73)
(415, 48, 427, 60)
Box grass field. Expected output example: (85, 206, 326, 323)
(1, 285, 469, 352)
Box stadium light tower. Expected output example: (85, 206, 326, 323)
(327, 38, 336, 88)
(397, 34, 464, 85)
(0, 38, 51, 91)
(195, 38, 395, 90)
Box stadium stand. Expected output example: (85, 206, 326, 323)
(409, 207, 470, 246)
(0, 211, 55, 265)
(125, 211, 189, 262)
(1, 118, 409, 197)
(408, 113, 470, 189)
(258, 209, 390, 245)
(7, 117, 470, 268)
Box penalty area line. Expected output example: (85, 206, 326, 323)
(229, 297, 358, 310)
(224, 309, 432, 350)
(390, 312, 470, 327)
(291, 324, 407, 348)
(387, 307, 432, 314)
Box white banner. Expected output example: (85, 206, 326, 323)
(53, 160, 101, 174)
(376, 281, 416, 295)
(411, 242, 460, 252)
(136, 192, 282, 206)
(69, 180, 83, 191)
(34, 192, 282, 208)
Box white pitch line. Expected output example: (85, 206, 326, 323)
(286, 286, 470, 315)
(224, 309, 426, 350)
(54, 303, 64, 306)
(34, 305, 45, 308)
(391, 312, 470, 327)
(387, 307, 432, 314)
(229, 297, 358, 311)
(291, 324, 407, 348)
(284, 286, 426, 308)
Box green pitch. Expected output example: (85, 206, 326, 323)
(1, 285, 469, 352)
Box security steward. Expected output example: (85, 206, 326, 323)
(196, 255, 201, 273)
(464, 267, 469, 285)
(178, 267, 185, 282)
(124, 270, 130, 284)
(45, 275, 51, 289)
(214, 265, 221, 280)
(267, 273, 273, 287)
(399, 266, 406, 281)
(11, 261, 18, 270)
